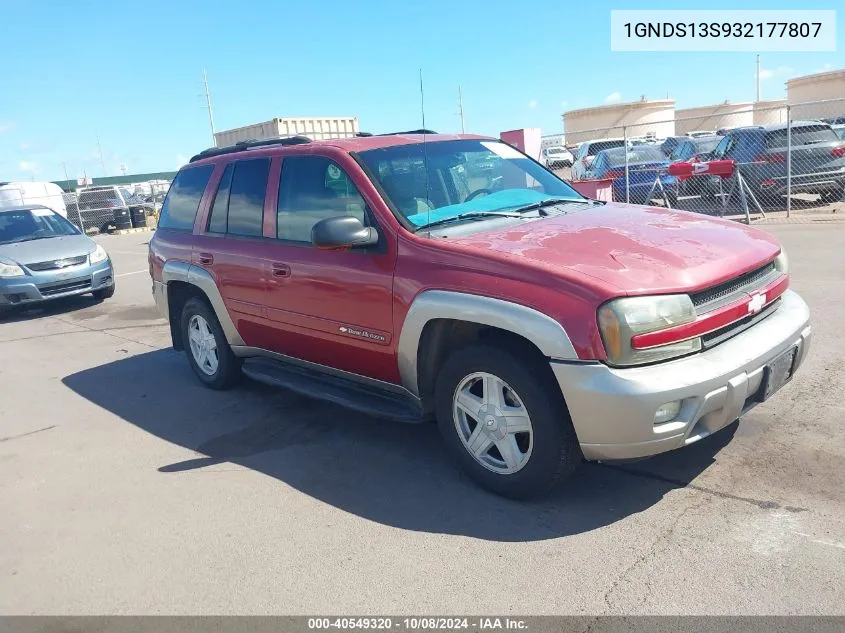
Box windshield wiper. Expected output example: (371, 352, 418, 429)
(415, 211, 527, 232)
(510, 197, 601, 214)
(4, 236, 44, 244)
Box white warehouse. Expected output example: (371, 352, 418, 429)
(214, 116, 359, 147)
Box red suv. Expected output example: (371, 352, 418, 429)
(149, 131, 811, 499)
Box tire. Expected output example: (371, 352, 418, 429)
(180, 297, 241, 390)
(92, 284, 115, 300)
(434, 343, 581, 499)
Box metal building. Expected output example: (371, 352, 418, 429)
(214, 117, 359, 147)
(563, 98, 675, 145)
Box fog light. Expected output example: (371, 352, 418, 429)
(654, 400, 682, 425)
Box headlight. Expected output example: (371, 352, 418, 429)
(89, 245, 109, 264)
(0, 260, 25, 278)
(598, 294, 700, 366)
(774, 249, 788, 274)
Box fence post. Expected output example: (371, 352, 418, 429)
(786, 105, 792, 218)
(623, 125, 629, 204)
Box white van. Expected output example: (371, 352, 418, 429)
(0, 181, 68, 217)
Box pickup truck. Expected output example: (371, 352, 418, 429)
(148, 131, 811, 499)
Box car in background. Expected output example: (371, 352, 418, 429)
(589, 145, 672, 204)
(571, 138, 627, 180)
(833, 124, 845, 141)
(659, 136, 687, 157)
(541, 146, 574, 169)
(706, 121, 845, 205)
(665, 135, 724, 197)
(686, 130, 715, 138)
(0, 181, 68, 217)
(0, 205, 114, 317)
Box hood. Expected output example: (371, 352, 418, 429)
(0, 235, 95, 265)
(449, 203, 781, 295)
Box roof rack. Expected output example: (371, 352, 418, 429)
(355, 129, 438, 138)
(189, 135, 311, 163)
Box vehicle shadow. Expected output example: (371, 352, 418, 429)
(62, 349, 739, 542)
(1, 295, 104, 323)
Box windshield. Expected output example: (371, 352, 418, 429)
(586, 140, 625, 156)
(119, 188, 134, 200)
(356, 139, 585, 228)
(0, 208, 79, 244)
(602, 146, 668, 167)
(546, 147, 566, 155)
(692, 137, 722, 153)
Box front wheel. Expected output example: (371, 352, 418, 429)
(434, 344, 581, 499)
(180, 297, 241, 389)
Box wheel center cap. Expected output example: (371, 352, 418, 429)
(485, 415, 497, 429)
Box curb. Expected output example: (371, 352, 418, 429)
(110, 226, 156, 235)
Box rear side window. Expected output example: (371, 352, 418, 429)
(225, 159, 270, 237)
(158, 166, 214, 231)
(207, 163, 234, 234)
(766, 125, 838, 149)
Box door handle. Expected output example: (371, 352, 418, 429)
(198, 252, 214, 266)
(271, 262, 291, 278)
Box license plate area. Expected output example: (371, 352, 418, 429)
(757, 346, 798, 402)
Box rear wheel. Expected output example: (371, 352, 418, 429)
(180, 297, 241, 389)
(434, 344, 581, 499)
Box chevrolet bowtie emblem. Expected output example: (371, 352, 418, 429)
(747, 293, 766, 314)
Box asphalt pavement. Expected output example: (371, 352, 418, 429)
(1, 225, 843, 615)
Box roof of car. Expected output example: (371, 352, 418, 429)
(729, 121, 832, 133)
(0, 204, 50, 213)
(188, 133, 493, 166)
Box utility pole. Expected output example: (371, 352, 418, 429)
(203, 69, 217, 146)
(96, 131, 107, 177)
(756, 54, 761, 102)
(62, 161, 70, 184)
(458, 86, 466, 134)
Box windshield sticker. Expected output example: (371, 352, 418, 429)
(481, 142, 524, 160)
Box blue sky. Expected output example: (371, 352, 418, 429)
(1, 0, 842, 181)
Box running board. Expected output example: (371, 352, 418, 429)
(241, 357, 425, 423)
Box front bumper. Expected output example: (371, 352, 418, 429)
(0, 259, 114, 307)
(553, 290, 811, 461)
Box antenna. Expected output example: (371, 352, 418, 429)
(419, 68, 426, 129)
(96, 131, 107, 177)
(203, 69, 217, 146)
(458, 86, 466, 133)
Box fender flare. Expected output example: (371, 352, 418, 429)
(396, 290, 578, 396)
(161, 260, 245, 346)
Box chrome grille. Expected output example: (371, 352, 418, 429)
(26, 255, 88, 271)
(691, 262, 779, 311)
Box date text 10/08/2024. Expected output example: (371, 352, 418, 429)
(308, 618, 528, 630)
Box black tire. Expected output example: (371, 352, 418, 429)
(434, 343, 581, 499)
(92, 284, 115, 301)
(180, 297, 241, 390)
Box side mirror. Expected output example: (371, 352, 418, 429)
(311, 216, 378, 249)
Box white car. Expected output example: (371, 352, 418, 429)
(542, 146, 574, 169)
(571, 138, 627, 180)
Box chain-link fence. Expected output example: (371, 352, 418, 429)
(63, 181, 169, 233)
(560, 97, 845, 220)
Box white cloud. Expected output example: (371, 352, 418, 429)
(604, 92, 621, 104)
(0, 122, 13, 134)
(19, 160, 39, 173)
(560, 101, 568, 108)
(814, 62, 835, 73)
(759, 69, 774, 80)
(528, 99, 538, 109)
(176, 154, 187, 168)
